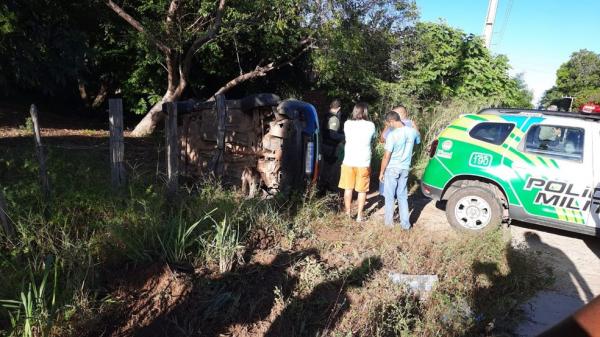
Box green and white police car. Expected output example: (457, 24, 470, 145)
(421, 108, 600, 236)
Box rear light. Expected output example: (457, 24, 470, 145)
(428, 139, 439, 158)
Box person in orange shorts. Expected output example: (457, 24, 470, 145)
(338, 102, 375, 222)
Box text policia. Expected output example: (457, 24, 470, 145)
(525, 177, 600, 213)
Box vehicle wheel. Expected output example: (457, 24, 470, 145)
(446, 186, 502, 233)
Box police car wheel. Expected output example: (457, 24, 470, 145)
(446, 186, 502, 232)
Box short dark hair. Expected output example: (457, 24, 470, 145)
(351, 102, 369, 120)
(385, 110, 401, 122)
(330, 99, 341, 110)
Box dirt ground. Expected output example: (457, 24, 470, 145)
(394, 195, 600, 337)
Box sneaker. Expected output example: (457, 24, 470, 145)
(356, 215, 365, 223)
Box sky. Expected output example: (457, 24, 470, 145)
(416, 0, 600, 104)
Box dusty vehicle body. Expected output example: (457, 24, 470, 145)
(178, 94, 320, 195)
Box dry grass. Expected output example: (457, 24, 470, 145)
(298, 216, 551, 337)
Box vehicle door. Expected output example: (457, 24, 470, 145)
(510, 119, 592, 228)
(587, 125, 600, 234)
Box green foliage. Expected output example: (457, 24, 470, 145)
(542, 49, 600, 108)
(202, 216, 243, 273)
(156, 211, 215, 265)
(1, 0, 532, 121)
(556, 49, 600, 94)
(1, 257, 59, 337)
(0, 4, 15, 34)
(388, 22, 532, 108)
(573, 87, 600, 107)
(310, 0, 417, 101)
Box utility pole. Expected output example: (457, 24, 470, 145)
(483, 0, 499, 48)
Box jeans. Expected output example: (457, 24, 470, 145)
(383, 167, 410, 229)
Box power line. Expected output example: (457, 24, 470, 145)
(494, 0, 514, 49)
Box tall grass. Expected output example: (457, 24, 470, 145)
(157, 210, 215, 265)
(412, 100, 489, 174)
(0, 139, 324, 334)
(1, 257, 59, 337)
(202, 216, 243, 273)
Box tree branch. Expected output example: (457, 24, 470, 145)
(166, 0, 183, 36)
(105, 0, 170, 54)
(210, 38, 314, 98)
(212, 63, 276, 98)
(180, 0, 227, 87)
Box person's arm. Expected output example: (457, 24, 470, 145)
(538, 295, 600, 337)
(412, 119, 419, 133)
(379, 151, 391, 182)
(327, 115, 345, 141)
(379, 132, 393, 182)
(330, 129, 345, 142)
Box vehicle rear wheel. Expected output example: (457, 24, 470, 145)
(446, 186, 502, 233)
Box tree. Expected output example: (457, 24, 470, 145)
(0, 1, 139, 110)
(105, 0, 227, 136)
(541, 50, 600, 108)
(0, 1, 90, 97)
(388, 22, 532, 108)
(555, 49, 600, 94)
(309, 0, 417, 101)
(106, 0, 320, 136)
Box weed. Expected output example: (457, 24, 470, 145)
(157, 210, 215, 265)
(17, 117, 33, 135)
(1, 257, 59, 337)
(203, 216, 244, 273)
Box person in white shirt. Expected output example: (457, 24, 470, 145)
(338, 102, 375, 222)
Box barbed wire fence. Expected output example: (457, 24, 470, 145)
(1, 100, 175, 222)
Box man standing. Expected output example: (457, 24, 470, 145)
(338, 102, 375, 222)
(319, 99, 345, 191)
(394, 105, 418, 131)
(378, 110, 420, 229)
(379, 105, 418, 143)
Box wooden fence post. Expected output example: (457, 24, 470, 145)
(0, 188, 15, 239)
(212, 94, 226, 176)
(30, 104, 51, 204)
(165, 102, 179, 199)
(109, 98, 126, 189)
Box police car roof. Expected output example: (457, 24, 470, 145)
(478, 108, 600, 122)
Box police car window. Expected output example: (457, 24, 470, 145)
(524, 125, 584, 161)
(469, 122, 515, 145)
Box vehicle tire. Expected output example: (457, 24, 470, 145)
(445, 186, 502, 233)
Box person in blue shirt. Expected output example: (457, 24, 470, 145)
(378, 110, 421, 228)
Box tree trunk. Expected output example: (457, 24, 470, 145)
(130, 88, 185, 137)
(78, 79, 90, 106)
(92, 82, 110, 109)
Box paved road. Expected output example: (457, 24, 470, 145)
(403, 196, 600, 336)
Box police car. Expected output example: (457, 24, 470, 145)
(421, 108, 600, 237)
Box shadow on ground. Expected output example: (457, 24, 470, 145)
(92, 249, 381, 337)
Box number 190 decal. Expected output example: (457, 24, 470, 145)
(469, 152, 492, 168)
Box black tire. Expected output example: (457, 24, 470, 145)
(445, 186, 502, 233)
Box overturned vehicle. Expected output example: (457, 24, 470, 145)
(176, 94, 320, 196)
